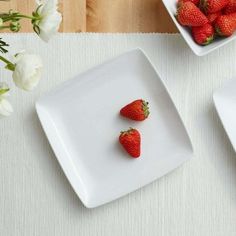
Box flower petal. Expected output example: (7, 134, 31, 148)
(12, 52, 43, 91)
(36, 0, 62, 42)
(0, 98, 13, 117)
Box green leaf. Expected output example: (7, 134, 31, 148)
(33, 24, 40, 35)
(0, 88, 9, 96)
(0, 38, 9, 53)
(35, 4, 43, 15)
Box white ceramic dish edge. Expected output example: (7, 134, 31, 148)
(213, 79, 236, 152)
(36, 48, 194, 208)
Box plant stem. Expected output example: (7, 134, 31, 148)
(0, 55, 15, 71)
(1, 14, 40, 22)
(0, 55, 12, 65)
(2, 17, 14, 22)
(0, 25, 10, 29)
(15, 14, 36, 20)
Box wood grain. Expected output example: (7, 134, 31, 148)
(87, 0, 177, 33)
(0, 0, 177, 33)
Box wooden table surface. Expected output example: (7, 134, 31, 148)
(0, 0, 178, 33)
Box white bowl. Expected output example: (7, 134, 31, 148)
(162, 0, 236, 56)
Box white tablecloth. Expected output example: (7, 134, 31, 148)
(1, 33, 236, 236)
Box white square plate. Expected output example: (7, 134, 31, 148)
(36, 49, 193, 208)
(214, 79, 236, 152)
(162, 0, 236, 56)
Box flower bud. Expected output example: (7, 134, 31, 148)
(10, 21, 21, 32)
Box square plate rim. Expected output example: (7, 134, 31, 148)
(36, 48, 194, 208)
(213, 79, 236, 152)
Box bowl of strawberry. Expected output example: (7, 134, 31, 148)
(162, 0, 236, 55)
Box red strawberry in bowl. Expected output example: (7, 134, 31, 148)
(215, 13, 236, 36)
(192, 23, 214, 45)
(119, 128, 141, 158)
(206, 11, 222, 24)
(224, 0, 236, 14)
(200, 0, 229, 13)
(177, 2, 209, 26)
(177, 0, 200, 7)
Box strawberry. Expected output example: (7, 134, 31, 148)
(176, 2, 209, 26)
(215, 13, 236, 36)
(119, 128, 141, 158)
(192, 23, 214, 45)
(177, 0, 200, 7)
(206, 11, 222, 23)
(120, 99, 150, 121)
(200, 0, 229, 13)
(224, 0, 236, 14)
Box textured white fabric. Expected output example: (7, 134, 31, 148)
(1, 33, 236, 236)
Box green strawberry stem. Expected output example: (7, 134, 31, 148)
(203, 35, 214, 45)
(120, 128, 134, 136)
(215, 26, 223, 36)
(142, 100, 150, 118)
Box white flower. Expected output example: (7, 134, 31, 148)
(0, 82, 13, 117)
(12, 52, 43, 91)
(35, 0, 62, 42)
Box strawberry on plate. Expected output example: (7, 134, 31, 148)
(215, 13, 236, 36)
(224, 0, 236, 14)
(119, 128, 141, 158)
(206, 11, 222, 23)
(177, 2, 209, 26)
(120, 99, 150, 121)
(192, 23, 214, 45)
(200, 0, 229, 13)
